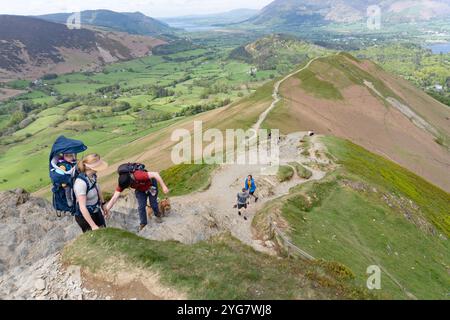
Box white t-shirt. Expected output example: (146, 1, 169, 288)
(73, 175, 100, 207)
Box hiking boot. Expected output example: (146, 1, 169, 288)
(238, 211, 242, 216)
(155, 216, 163, 224)
(244, 216, 248, 221)
(139, 224, 147, 232)
(255, 197, 259, 203)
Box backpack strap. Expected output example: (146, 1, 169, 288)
(73, 173, 101, 216)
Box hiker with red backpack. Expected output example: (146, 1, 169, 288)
(105, 163, 170, 231)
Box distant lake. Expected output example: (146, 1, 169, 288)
(426, 42, 450, 54)
(164, 22, 219, 32)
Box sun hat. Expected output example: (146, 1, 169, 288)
(85, 156, 109, 172)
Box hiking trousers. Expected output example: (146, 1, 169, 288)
(75, 210, 106, 233)
(135, 190, 160, 225)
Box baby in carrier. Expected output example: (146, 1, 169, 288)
(50, 153, 77, 207)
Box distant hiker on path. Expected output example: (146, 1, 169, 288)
(236, 188, 250, 221)
(244, 175, 258, 203)
(73, 154, 109, 233)
(106, 163, 169, 231)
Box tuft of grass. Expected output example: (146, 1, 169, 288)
(289, 162, 313, 180)
(62, 228, 372, 300)
(160, 164, 217, 197)
(277, 165, 294, 182)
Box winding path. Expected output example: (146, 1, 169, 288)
(111, 57, 330, 254)
(253, 57, 321, 132)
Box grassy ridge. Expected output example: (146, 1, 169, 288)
(62, 228, 372, 300)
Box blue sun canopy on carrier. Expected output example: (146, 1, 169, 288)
(49, 135, 87, 168)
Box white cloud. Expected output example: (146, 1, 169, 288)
(0, 0, 273, 17)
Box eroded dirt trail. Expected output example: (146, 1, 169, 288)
(110, 133, 329, 254)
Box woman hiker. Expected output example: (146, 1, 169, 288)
(73, 154, 109, 233)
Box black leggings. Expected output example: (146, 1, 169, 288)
(75, 210, 106, 233)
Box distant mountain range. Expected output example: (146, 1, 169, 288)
(244, 0, 450, 26)
(0, 15, 166, 80)
(38, 10, 176, 36)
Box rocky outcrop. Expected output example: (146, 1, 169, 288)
(0, 189, 79, 277)
(0, 253, 105, 300)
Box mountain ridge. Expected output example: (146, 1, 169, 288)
(0, 15, 166, 80)
(37, 9, 175, 36)
(244, 0, 450, 26)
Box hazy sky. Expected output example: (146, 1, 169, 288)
(0, 0, 273, 17)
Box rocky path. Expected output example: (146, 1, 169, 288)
(0, 253, 106, 300)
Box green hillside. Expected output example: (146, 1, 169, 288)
(0, 46, 273, 192)
(38, 10, 175, 36)
(255, 136, 450, 299)
(62, 228, 372, 300)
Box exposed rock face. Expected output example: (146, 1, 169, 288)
(0, 253, 104, 300)
(0, 189, 79, 277)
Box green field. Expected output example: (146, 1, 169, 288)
(0, 37, 321, 193)
(0, 45, 284, 192)
(0, 115, 9, 131)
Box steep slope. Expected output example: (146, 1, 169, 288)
(263, 53, 450, 192)
(0, 15, 166, 80)
(245, 0, 450, 26)
(38, 10, 175, 36)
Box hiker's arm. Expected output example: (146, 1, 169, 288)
(106, 191, 121, 212)
(78, 195, 99, 230)
(148, 172, 170, 194)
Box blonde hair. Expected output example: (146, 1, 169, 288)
(78, 154, 101, 173)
